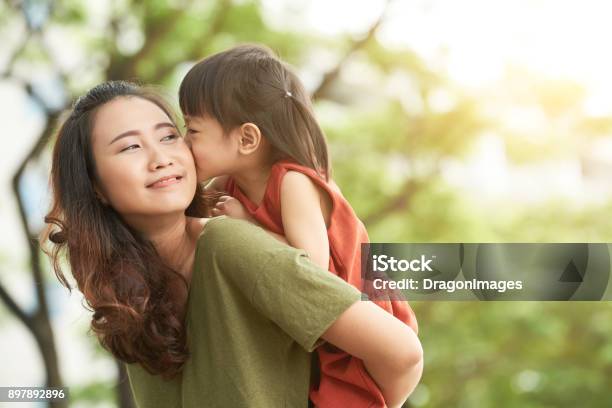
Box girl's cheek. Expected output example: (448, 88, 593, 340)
(188, 139, 201, 154)
(192, 146, 206, 163)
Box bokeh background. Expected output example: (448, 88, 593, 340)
(2, 0, 612, 407)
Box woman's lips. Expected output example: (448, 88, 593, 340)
(147, 175, 183, 189)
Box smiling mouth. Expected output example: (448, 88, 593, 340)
(147, 176, 183, 189)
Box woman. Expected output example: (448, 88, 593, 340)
(41, 81, 423, 408)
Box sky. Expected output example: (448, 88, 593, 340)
(260, 0, 612, 205)
(262, 0, 612, 116)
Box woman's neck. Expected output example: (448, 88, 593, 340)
(132, 213, 200, 278)
(232, 163, 272, 206)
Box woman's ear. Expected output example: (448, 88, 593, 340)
(237, 122, 262, 155)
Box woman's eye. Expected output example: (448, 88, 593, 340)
(120, 144, 140, 152)
(161, 134, 179, 142)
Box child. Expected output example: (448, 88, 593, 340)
(179, 44, 419, 408)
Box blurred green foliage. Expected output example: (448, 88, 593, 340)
(3, 0, 612, 407)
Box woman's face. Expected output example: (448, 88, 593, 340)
(91, 96, 197, 224)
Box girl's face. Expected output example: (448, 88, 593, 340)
(184, 115, 240, 181)
(91, 97, 197, 224)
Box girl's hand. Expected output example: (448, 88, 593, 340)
(212, 195, 252, 222)
(211, 196, 289, 244)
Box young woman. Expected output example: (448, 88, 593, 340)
(41, 80, 423, 408)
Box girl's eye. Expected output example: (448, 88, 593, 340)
(120, 144, 140, 152)
(161, 134, 178, 142)
(186, 128, 198, 135)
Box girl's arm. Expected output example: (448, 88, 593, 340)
(280, 171, 330, 269)
(321, 301, 424, 408)
(280, 172, 423, 405)
(211, 170, 330, 248)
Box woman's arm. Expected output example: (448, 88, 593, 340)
(205, 217, 423, 406)
(321, 301, 424, 408)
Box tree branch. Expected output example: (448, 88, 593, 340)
(0, 277, 35, 331)
(362, 178, 419, 227)
(107, 3, 188, 80)
(1, 9, 67, 407)
(116, 361, 136, 408)
(312, 0, 393, 100)
(0, 26, 34, 78)
(12, 114, 59, 309)
(150, 0, 232, 81)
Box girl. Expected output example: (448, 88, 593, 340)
(41, 80, 423, 408)
(179, 44, 419, 408)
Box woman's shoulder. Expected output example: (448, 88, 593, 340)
(193, 216, 283, 256)
(190, 216, 298, 290)
(188, 215, 241, 237)
(196, 215, 255, 237)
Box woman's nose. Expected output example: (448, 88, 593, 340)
(148, 147, 173, 171)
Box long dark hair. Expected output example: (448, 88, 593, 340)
(179, 43, 331, 180)
(41, 80, 208, 379)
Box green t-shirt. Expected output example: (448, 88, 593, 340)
(126, 216, 361, 408)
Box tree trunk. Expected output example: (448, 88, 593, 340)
(116, 361, 136, 408)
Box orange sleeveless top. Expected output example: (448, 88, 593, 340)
(225, 159, 418, 408)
